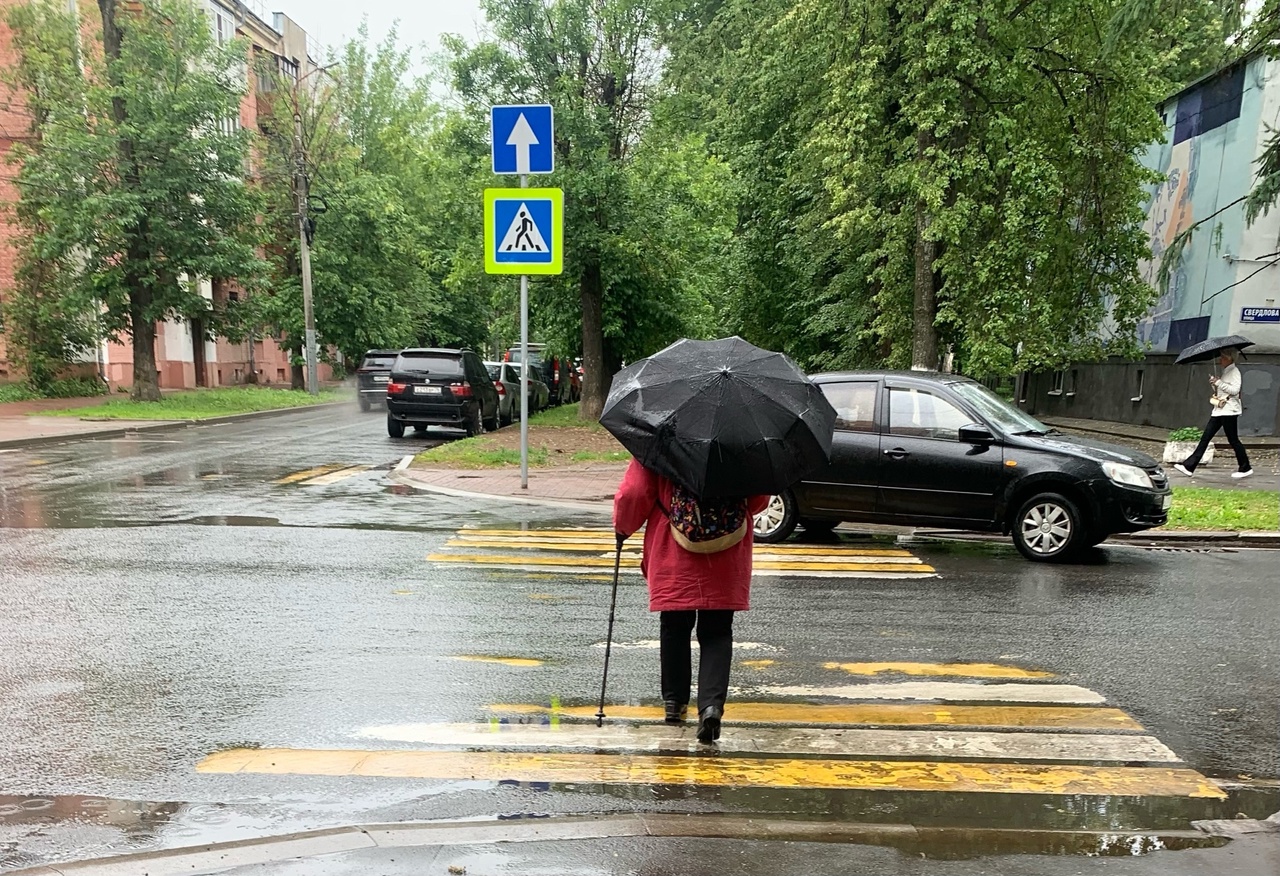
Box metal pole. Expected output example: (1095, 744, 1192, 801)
(519, 172, 529, 489)
(294, 112, 319, 396)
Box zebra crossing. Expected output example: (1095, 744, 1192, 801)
(427, 527, 938, 579)
(198, 661, 1225, 802)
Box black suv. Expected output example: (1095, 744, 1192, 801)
(355, 349, 400, 411)
(385, 348, 500, 438)
(754, 371, 1172, 561)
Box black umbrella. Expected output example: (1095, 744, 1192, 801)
(1174, 335, 1254, 365)
(600, 337, 837, 498)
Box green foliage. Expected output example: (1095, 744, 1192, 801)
(6, 0, 267, 400)
(1168, 426, 1204, 441)
(661, 0, 1240, 375)
(0, 383, 38, 403)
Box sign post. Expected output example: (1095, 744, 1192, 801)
(487, 104, 559, 489)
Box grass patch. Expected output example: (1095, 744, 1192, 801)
(1165, 486, 1278, 531)
(37, 386, 339, 420)
(0, 377, 108, 403)
(416, 442, 551, 469)
(571, 449, 630, 463)
(529, 403, 602, 429)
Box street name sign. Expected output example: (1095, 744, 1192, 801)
(1241, 306, 1280, 323)
(484, 188, 564, 275)
(491, 105, 554, 175)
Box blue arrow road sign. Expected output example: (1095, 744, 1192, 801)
(491, 105, 554, 175)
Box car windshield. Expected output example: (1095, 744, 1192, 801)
(395, 354, 462, 375)
(360, 355, 396, 369)
(950, 382, 1052, 436)
(485, 363, 501, 380)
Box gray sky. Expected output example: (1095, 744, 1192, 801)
(272, 2, 487, 64)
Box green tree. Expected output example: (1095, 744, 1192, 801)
(664, 0, 1233, 376)
(449, 0, 736, 419)
(7, 0, 268, 400)
(1, 0, 101, 390)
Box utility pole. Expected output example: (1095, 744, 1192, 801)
(293, 111, 319, 396)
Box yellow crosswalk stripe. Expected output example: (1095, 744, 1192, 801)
(447, 536, 915, 558)
(303, 465, 371, 486)
(275, 464, 350, 485)
(197, 748, 1225, 798)
(428, 553, 935, 574)
(488, 702, 1145, 731)
(823, 662, 1054, 680)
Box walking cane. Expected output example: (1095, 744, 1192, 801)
(596, 532, 626, 727)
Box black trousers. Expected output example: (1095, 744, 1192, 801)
(1182, 415, 1252, 473)
(659, 609, 734, 714)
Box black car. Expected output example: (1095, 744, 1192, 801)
(754, 371, 1172, 561)
(355, 349, 400, 411)
(385, 348, 501, 438)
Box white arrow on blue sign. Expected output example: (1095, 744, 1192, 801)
(491, 105, 554, 175)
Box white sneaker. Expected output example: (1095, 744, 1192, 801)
(1232, 469, 1254, 479)
(1174, 464, 1194, 477)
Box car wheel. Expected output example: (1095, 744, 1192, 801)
(753, 492, 797, 544)
(1012, 492, 1083, 562)
(483, 403, 499, 432)
(500, 406, 512, 427)
(387, 415, 405, 439)
(358, 396, 371, 412)
(464, 404, 483, 438)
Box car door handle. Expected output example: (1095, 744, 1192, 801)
(884, 448, 910, 460)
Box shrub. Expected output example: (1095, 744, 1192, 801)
(1168, 427, 1202, 442)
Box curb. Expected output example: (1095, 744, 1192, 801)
(387, 468, 613, 514)
(0, 402, 346, 451)
(914, 528, 1280, 548)
(5, 813, 1232, 876)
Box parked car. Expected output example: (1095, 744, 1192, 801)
(355, 349, 400, 411)
(485, 361, 550, 425)
(753, 371, 1172, 562)
(385, 348, 500, 438)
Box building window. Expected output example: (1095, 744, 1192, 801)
(1174, 63, 1245, 145)
(280, 57, 300, 81)
(1068, 369, 1078, 398)
(1132, 370, 1145, 403)
(209, 2, 235, 45)
(1048, 370, 1065, 397)
(1168, 316, 1210, 353)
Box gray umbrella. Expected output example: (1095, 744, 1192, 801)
(600, 337, 837, 499)
(1174, 335, 1254, 365)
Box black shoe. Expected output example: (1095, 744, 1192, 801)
(696, 706, 722, 743)
(664, 701, 688, 724)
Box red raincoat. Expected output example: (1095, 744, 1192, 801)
(612, 459, 769, 612)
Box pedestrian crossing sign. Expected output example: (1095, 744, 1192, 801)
(484, 188, 563, 275)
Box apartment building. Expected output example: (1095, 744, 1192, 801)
(0, 0, 330, 389)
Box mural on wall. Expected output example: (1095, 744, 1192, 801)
(1134, 62, 1254, 354)
(1138, 138, 1196, 352)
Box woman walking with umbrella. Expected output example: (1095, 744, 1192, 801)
(600, 337, 836, 744)
(1173, 337, 1254, 479)
(614, 465, 769, 742)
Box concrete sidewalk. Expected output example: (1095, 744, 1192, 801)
(9, 813, 1277, 876)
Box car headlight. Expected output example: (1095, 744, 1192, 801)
(1102, 461, 1154, 489)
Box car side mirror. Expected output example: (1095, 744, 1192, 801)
(958, 424, 995, 444)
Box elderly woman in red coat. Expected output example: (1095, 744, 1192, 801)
(613, 458, 770, 743)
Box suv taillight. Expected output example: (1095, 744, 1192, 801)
(387, 381, 407, 394)
(495, 381, 506, 396)
(451, 381, 473, 398)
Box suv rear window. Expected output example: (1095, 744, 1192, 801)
(361, 355, 397, 369)
(395, 354, 463, 375)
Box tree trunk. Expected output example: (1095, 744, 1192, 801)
(579, 262, 606, 421)
(911, 129, 939, 372)
(129, 290, 160, 401)
(100, 0, 161, 401)
(291, 347, 305, 390)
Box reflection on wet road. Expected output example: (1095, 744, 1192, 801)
(0, 406, 1277, 870)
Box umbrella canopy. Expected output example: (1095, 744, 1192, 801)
(1174, 335, 1254, 365)
(600, 337, 837, 499)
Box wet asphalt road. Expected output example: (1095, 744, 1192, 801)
(0, 403, 1277, 871)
